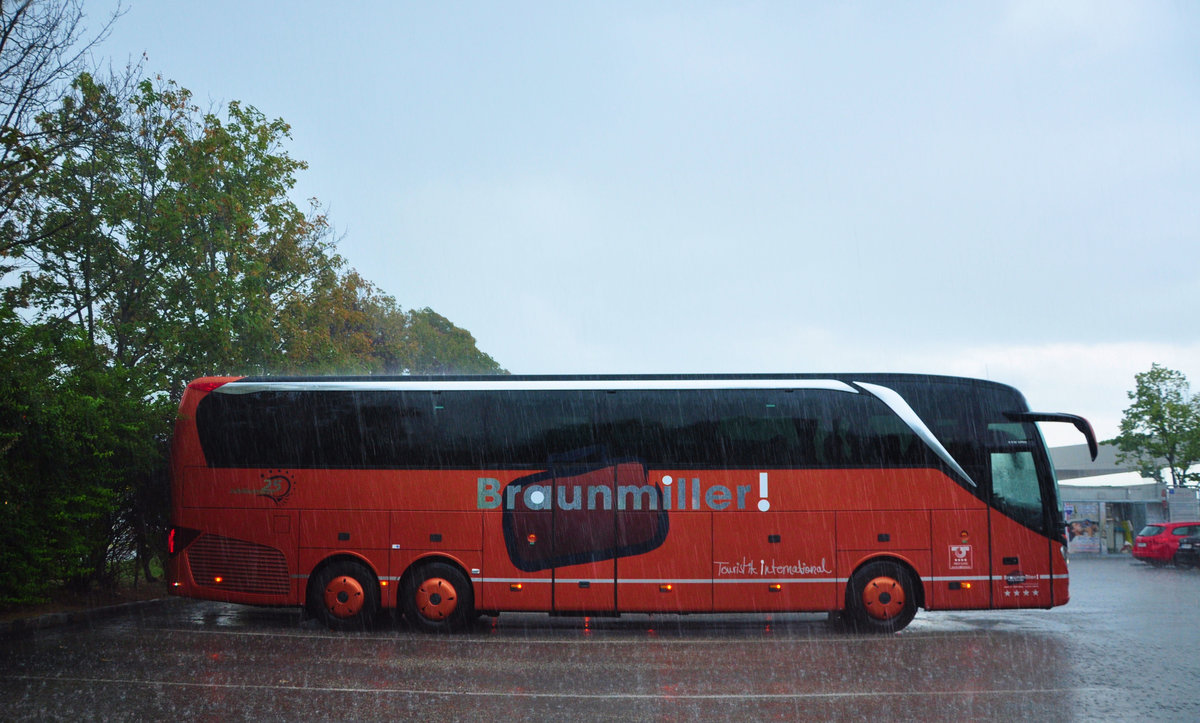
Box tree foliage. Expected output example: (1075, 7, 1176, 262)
(14, 73, 505, 386)
(0, 0, 123, 242)
(0, 6, 503, 605)
(1114, 364, 1200, 487)
(0, 311, 168, 604)
(278, 269, 503, 375)
(13, 75, 339, 390)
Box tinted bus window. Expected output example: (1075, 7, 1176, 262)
(198, 390, 438, 468)
(195, 381, 1000, 482)
(600, 388, 939, 470)
(355, 391, 438, 467)
(196, 391, 361, 468)
(431, 390, 601, 467)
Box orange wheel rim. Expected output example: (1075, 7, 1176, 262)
(862, 576, 906, 620)
(414, 577, 458, 621)
(323, 575, 365, 618)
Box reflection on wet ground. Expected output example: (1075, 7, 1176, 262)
(1, 557, 1196, 720)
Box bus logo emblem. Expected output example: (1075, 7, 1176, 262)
(949, 544, 972, 570)
(231, 471, 293, 505)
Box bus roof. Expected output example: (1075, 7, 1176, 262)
(214, 373, 1021, 395)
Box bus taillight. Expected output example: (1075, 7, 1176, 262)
(168, 527, 201, 556)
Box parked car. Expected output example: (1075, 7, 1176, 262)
(1175, 534, 1200, 569)
(1133, 522, 1200, 567)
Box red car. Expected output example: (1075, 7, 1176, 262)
(1133, 521, 1200, 567)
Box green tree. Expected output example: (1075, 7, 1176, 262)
(1, 0, 125, 247)
(403, 307, 504, 374)
(2, 71, 505, 600)
(1114, 363, 1200, 487)
(14, 76, 340, 390)
(0, 310, 166, 603)
(278, 269, 506, 375)
(1, 75, 334, 595)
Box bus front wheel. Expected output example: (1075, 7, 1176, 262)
(844, 560, 918, 633)
(309, 560, 380, 631)
(401, 562, 475, 633)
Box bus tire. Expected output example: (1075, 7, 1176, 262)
(401, 562, 475, 633)
(844, 560, 918, 634)
(309, 560, 380, 631)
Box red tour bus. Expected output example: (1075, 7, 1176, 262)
(167, 374, 1097, 633)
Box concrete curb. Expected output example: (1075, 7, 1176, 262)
(0, 596, 184, 640)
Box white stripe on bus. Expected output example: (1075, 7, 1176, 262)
(217, 378, 859, 394)
(329, 573, 1058, 585)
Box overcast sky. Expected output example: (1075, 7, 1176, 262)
(92, 1, 1199, 446)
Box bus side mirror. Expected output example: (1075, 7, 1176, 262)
(1005, 412, 1098, 461)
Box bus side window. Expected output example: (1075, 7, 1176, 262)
(355, 391, 436, 467)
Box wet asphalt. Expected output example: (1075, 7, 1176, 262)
(1, 556, 1197, 720)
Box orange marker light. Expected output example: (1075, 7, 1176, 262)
(527, 534, 537, 545)
(213, 576, 223, 583)
(659, 584, 673, 592)
(768, 584, 783, 592)
(510, 583, 523, 592)
(961, 582, 972, 589)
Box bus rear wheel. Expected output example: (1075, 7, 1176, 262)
(309, 560, 380, 631)
(401, 562, 474, 633)
(844, 560, 918, 633)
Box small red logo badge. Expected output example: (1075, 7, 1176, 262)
(949, 544, 973, 570)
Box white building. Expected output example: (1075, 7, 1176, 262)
(1052, 443, 1200, 554)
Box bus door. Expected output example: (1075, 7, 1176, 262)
(500, 461, 658, 614)
(550, 460, 670, 613)
(550, 463, 618, 613)
(987, 429, 1052, 607)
